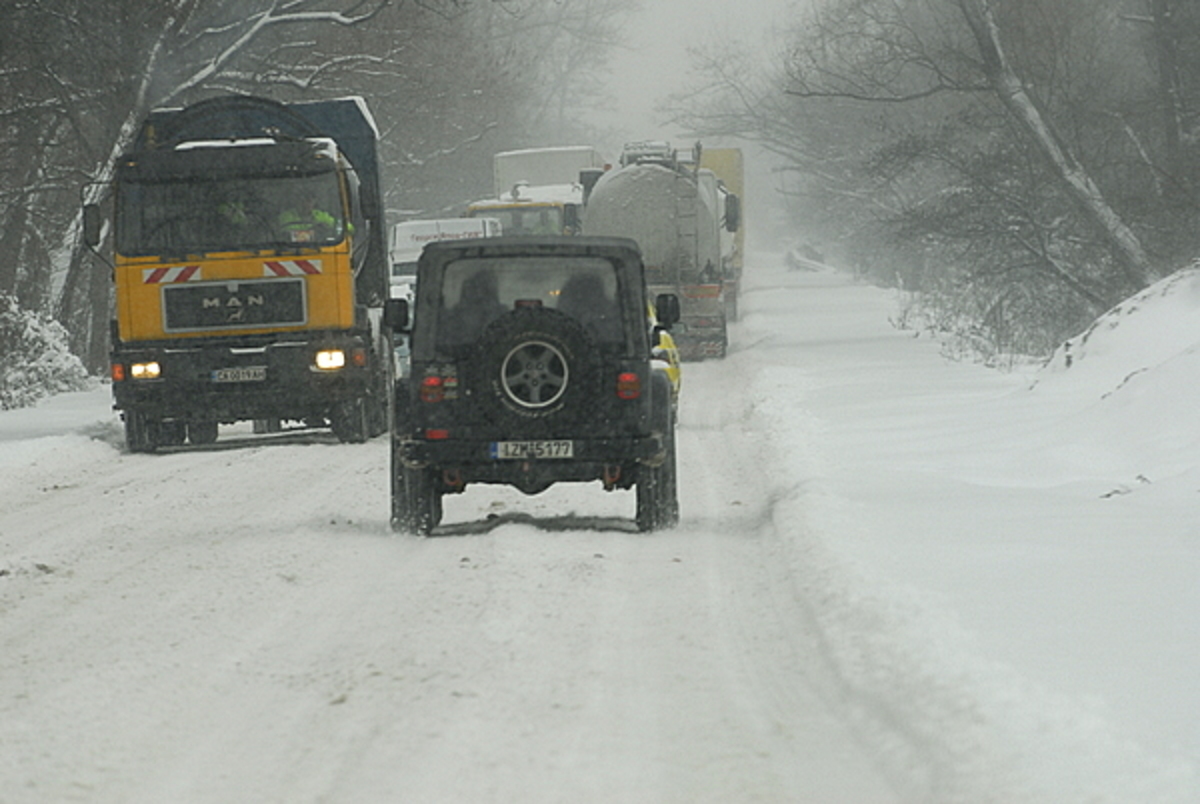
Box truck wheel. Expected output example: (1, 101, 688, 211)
(332, 397, 369, 443)
(367, 387, 389, 439)
(158, 420, 187, 446)
(391, 446, 441, 535)
(636, 395, 679, 532)
(124, 412, 158, 454)
(187, 420, 219, 445)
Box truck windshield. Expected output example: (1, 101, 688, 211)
(116, 172, 346, 256)
(471, 207, 562, 236)
(437, 256, 623, 348)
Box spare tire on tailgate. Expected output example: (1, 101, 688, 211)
(465, 307, 603, 430)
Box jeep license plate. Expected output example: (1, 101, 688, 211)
(490, 440, 574, 460)
(211, 366, 267, 383)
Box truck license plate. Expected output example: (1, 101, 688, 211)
(211, 366, 267, 383)
(490, 440, 573, 460)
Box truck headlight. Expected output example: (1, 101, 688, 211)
(130, 361, 161, 380)
(314, 349, 346, 371)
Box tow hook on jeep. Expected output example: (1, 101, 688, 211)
(603, 464, 622, 490)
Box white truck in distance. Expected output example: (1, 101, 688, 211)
(492, 146, 606, 196)
(390, 217, 501, 287)
(466, 146, 607, 236)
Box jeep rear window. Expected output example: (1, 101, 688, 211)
(437, 257, 623, 347)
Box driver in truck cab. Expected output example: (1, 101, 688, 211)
(279, 195, 339, 242)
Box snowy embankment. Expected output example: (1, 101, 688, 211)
(733, 260, 1200, 801)
(0, 256, 1198, 802)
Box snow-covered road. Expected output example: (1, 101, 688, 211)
(3, 256, 1198, 802)
(0, 301, 896, 800)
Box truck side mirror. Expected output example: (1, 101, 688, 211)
(83, 203, 103, 248)
(563, 203, 580, 234)
(724, 194, 741, 233)
(383, 297, 409, 331)
(579, 168, 604, 205)
(655, 293, 681, 330)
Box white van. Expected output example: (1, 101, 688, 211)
(390, 218, 501, 285)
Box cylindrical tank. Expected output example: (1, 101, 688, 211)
(583, 161, 721, 286)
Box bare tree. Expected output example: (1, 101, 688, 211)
(1, 0, 635, 373)
(670, 0, 1193, 357)
(955, 0, 1150, 289)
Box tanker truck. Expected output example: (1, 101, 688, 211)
(582, 141, 739, 359)
(83, 95, 391, 451)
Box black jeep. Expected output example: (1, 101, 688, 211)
(385, 236, 681, 534)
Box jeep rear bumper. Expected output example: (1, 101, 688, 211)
(396, 434, 667, 494)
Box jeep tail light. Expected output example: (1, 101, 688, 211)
(111, 363, 126, 382)
(351, 347, 368, 367)
(616, 371, 641, 400)
(420, 375, 445, 403)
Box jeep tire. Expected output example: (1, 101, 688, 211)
(636, 390, 680, 531)
(391, 443, 442, 535)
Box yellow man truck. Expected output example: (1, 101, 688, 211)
(84, 95, 390, 451)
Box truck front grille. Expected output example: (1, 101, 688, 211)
(162, 278, 306, 332)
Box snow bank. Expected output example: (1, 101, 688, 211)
(1037, 266, 1200, 400)
(733, 256, 1200, 801)
(1028, 265, 1200, 480)
(0, 294, 92, 410)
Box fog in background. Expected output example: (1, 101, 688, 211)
(588, 0, 792, 246)
(589, 1, 786, 140)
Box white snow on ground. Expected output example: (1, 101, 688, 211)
(1, 255, 1198, 802)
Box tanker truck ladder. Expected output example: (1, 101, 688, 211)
(673, 170, 699, 265)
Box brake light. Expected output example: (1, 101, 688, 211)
(420, 375, 445, 403)
(111, 363, 126, 382)
(424, 428, 450, 440)
(351, 347, 368, 367)
(616, 371, 641, 400)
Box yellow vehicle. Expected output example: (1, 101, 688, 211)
(84, 95, 390, 451)
(650, 303, 682, 407)
(464, 146, 607, 236)
(699, 147, 746, 321)
(466, 185, 581, 236)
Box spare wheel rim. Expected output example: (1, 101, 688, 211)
(501, 340, 569, 408)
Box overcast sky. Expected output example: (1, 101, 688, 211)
(592, 0, 790, 147)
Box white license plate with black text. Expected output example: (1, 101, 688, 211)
(211, 366, 267, 383)
(490, 440, 574, 460)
